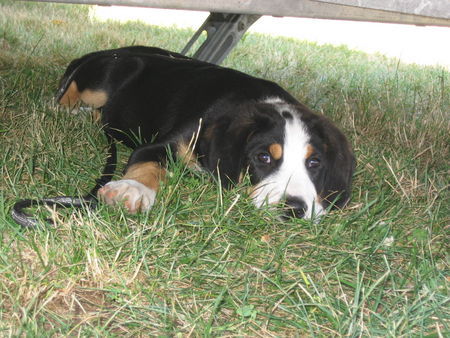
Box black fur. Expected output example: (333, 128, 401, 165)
(12, 46, 355, 226)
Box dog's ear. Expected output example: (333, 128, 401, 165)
(318, 118, 356, 209)
(199, 103, 279, 187)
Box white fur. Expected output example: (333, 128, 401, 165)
(98, 179, 156, 213)
(263, 96, 286, 105)
(252, 99, 325, 219)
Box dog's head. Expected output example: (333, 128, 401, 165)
(200, 98, 355, 219)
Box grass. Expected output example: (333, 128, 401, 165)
(0, 0, 449, 335)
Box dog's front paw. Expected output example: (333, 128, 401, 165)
(98, 179, 156, 213)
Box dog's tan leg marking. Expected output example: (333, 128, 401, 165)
(269, 143, 283, 160)
(59, 81, 80, 108)
(177, 141, 200, 169)
(80, 89, 108, 108)
(123, 162, 166, 191)
(92, 109, 102, 123)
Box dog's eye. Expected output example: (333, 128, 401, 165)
(257, 152, 271, 164)
(307, 157, 321, 169)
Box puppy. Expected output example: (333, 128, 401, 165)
(57, 46, 355, 219)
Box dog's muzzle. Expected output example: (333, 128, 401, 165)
(285, 196, 308, 218)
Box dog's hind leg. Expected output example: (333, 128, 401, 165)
(58, 79, 108, 110)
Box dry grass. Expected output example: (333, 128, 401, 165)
(1, 0, 449, 336)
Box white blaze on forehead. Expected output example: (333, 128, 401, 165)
(252, 99, 324, 218)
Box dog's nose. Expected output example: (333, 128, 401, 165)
(285, 197, 307, 218)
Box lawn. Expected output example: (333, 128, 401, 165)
(0, 0, 448, 336)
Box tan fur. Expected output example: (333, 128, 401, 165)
(269, 143, 283, 160)
(80, 89, 108, 108)
(59, 81, 108, 109)
(59, 81, 80, 108)
(92, 110, 102, 123)
(123, 162, 166, 191)
(177, 142, 200, 169)
(305, 144, 315, 159)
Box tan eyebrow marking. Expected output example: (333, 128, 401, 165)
(305, 144, 315, 159)
(269, 143, 283, 160)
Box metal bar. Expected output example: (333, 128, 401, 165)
(24, 0, 450, 27)
(181, 13, 261, 64)
(313, 0, 450, 19)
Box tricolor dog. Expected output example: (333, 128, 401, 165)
(57, 46, 355, 219)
